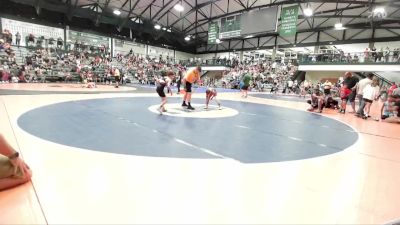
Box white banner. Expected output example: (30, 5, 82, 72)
(1, 18, 63, 46)
(113, 39, 146, 56)
(148, 45, 174, 58)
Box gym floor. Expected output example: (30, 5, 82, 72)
(0, 83, 399, 224)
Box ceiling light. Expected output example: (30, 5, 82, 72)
(373, 7, 385, 14)
(162, 27, 167, 30)
(154, 24, 161, 30)
(216, 39, 221, 44)
(184, 36, 190, 41)
(244, 35, 254, 39)
(372, 7, 387, 18)
(334, 22, 343, 29)
(167, 28, 172, 32)
(113, 9, 121, 15)
(174, 4, 184, 12)
(303, 7, 313, 17)
(130, 17, 143, 24)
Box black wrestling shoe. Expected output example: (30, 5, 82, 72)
(187, 105, 195, 110)
(182, 102, 188, 107)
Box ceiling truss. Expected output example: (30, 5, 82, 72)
(4, 0, 400, 53)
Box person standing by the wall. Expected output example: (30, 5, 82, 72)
(15, 32, 21, 47)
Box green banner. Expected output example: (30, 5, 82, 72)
(208, 22, 219, 44)
(280, 5, 299, 37)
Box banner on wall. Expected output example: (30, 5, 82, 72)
(113, 39, 146, 56)
(114, 39, 144, 48)
(279, 5, 299, 37)
(148, 45, 173, 57)
(1, 18, 64, 46)
(68, 30, 109, 47)
(208, 22, 219, 44)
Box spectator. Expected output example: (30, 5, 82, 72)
(392, 84, 400, 97)
(323, 80, 332, 96)
(388, 82, 397, 95)
(384, 47, 390, 62)
(355, 73, 374, 117)
(360, 77, 380, 119)
(339, 84, 352, 113)
(307, 88, 325, 113)
(27, 33, 35, 46)
(57, 37, 63, 49)
(240, 72, 251, 98)
(339, 72, 359, 114)
(15, 32, 21, 47)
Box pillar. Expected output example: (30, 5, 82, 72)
(272, 47, 277, 60)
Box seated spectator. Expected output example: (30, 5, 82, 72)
(380, 99, 395, 121)
(0, 39, 5, 50)
(0, 133, 32, 190)
(18, 70, 27, 83)
(381, 95, 400, 123)
(307, 88, 325, 113)
(392, 84, 400, 97)
(1, 69, 10, 82)
(325, 96, 339, 109)
(323, 80, 332, 96)
(388, 82, 397, 95)
(57, 37, 63, 49)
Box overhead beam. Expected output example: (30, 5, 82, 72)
(154, 0, 178, 22)
(198, 36, 400, 54)
(151, 0, 176, 21)
(234, 0, 247, 9)
(194, 19, 400, 46)
(67, 0, 79, 20)
(183, 0, 209, 19)
(168, 0, 222, 27)
(120, 0, 130, 9)
(95, 0, 111, 26)
(138, 0, 157, 18)
(213, 2, 226, 14)
(118, 0, 142, 31)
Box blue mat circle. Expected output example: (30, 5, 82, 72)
(17, 97, 358, 163)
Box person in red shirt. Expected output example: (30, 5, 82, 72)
(339, 84, 352, 113)
(339, 72, 359, 113)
